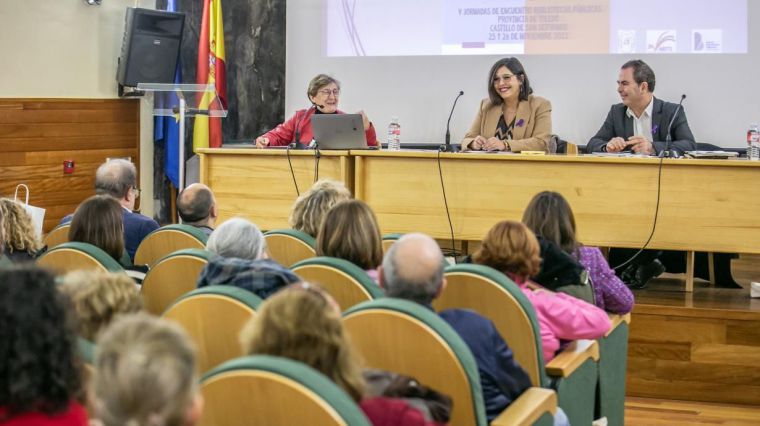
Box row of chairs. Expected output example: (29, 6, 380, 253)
(77, 284, 558, 425)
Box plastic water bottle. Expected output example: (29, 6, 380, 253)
(748, 123, 760, 161)
(387, 117, 401, 151)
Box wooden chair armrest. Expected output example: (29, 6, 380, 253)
(545, 339, 599, 377)
(490, 387, 557, 426)
(605, 313, 631, 337)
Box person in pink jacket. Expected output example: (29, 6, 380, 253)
(255, 74, 378, 148)
(472, 221, 611, 362)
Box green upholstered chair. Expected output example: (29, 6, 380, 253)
(263, 229, 317, 267)
(37, 242, 125, 274)
(162, 286, 262, 374)
(291, 256, 383, 311)
(200, 355, 371, 426)
(141, 248, 214, 315)
(343, 298, 556, 426)
(134, 224, 209, 267)
(44, 223, 71, 249)
(437, 264, 599, 426)
(596, 313, 631, 426)
(381, 233, 404, 254)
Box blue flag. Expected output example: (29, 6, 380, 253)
(154, 0, 181, 188)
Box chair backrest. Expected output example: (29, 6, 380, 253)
(343, 298, 487, 426)
(134, 224, 208, 267)
(44, 223, 70, 249)
(200, 355, 370, 426)
(141, 248, 214, 315)
(162, 286, 262, 374)
(381, 233, 403, 255)
(264, 229, 316, 267)
(291, 257, 382, 311)
(37, 242, 125, 274)
(436, 264, 549, 387)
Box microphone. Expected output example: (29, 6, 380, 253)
(291, 104, 318, 149)
(440, 90, 464, 152)
(660, 94, 686, 158)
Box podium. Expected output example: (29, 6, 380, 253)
(138, 83, 227, 189)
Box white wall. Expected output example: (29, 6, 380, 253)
(286, 0, 760, 147)
(0, 1, 156, 216)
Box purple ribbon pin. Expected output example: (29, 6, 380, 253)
(651, 124, 659, 134)
(516, 118, 525, 127)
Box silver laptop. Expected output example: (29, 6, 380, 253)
(310, 114, 369, 149)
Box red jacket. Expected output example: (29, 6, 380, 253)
(0, 402, 88, 426)
(262, 107, 378, 147)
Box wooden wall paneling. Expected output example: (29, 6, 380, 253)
(0, 99, 140, 233)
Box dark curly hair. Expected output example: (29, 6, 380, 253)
(0, 266, 82, 418)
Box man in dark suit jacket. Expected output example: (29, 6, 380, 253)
(62, 159, 158, 261)
(587, 59, 696, 156)
(378, 233, 534, 423)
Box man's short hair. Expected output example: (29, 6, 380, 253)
(95, 159, 137, 199)
(205, 217, 266, 260)
(381, 237, 444, 306)
(177, 186, 214, 224)
(621, 59, 656, 92)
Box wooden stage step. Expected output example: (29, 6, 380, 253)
(625, 397, 760, 425)
(627, 255, 760, 406)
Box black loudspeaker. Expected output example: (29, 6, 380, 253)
(117, 7, 185, 87)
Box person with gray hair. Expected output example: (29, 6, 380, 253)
(254, 74, 378, 148)
(379, 233, 535, 423)
(60, 158, 159, 261)
(177, 183, 217, 236)
(197, 217, 299, 299)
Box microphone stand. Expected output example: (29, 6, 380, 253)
(440, 91, 464, 152)
(659, 94, 686, 158)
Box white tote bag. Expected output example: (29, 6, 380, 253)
(13, 184, 46, 239)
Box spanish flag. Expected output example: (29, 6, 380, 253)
(193, 0, 227, 150)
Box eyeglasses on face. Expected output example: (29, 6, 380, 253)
(131, 187, 142, 198)
(493, 74, 516, 84)
(317, 88, 340, 96)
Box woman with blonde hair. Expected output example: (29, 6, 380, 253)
(0, 198, 44, 263)
(472, 221, 610, 362)
(316, 199, 383, 281)
(289, 179, 351, 237)
(59, 270, 143, 341)
(241, 283, 438, 425)
(92, 313, 203, 426)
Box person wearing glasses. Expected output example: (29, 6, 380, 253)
(61, 159, 158, 262)
(254, 74, 378, 148)
(462, 57, 552, 152)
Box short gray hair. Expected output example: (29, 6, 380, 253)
(382, 236, 445, 306)
(206, 218, 266, 260)
(95, 159, 137, 199)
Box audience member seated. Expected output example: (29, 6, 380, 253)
(316, 199, 383, 281)
(240, 282, 442, 425)
(472, 221, 611, 362)
(523, 191, 634, 314)
(0, 208, 13, 270)
(0, 198, 44, 263)
(379, 233, 539, 424)
(177, 183, 217, 236)
(289, 179, 351, 238)
(0, 266, 87, 425)
(61, 159, 159, 261)
(198, 217, 299, 298)
(91, 313, 203, 426)
(68, 195, 131, 267)
(59, 270, 143, 341)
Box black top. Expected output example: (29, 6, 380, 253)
(495, 114, 516, 141)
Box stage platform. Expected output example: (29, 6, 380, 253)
(627, 255, 760, 406)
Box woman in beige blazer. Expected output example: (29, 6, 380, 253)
(462, 57, 552, 152)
